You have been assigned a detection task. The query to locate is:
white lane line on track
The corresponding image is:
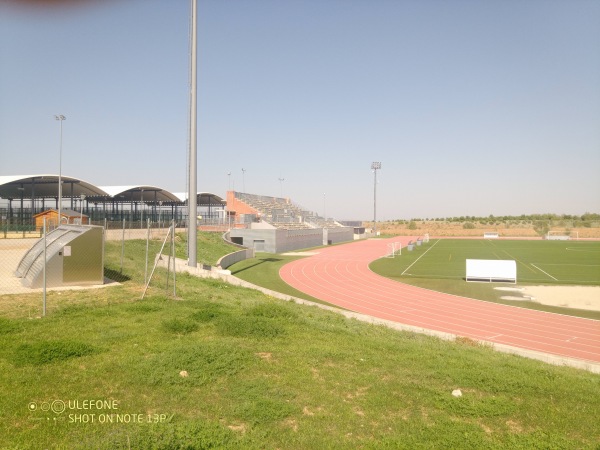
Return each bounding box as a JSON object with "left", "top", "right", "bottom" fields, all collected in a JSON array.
[
  {"left": 487, "top": 334, "right": 504, "bottom": 339},
  {"left": 281, "top": 269, "right": 600, "bottom": 359},
  {"left": 401, "top": 239, "right": 440, "bottom": 276},
  {"left": 284, "top": 255, "right": 600, "bottom": 341}
]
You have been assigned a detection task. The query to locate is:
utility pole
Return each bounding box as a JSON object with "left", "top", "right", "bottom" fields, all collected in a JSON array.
[
  {"left": 54, "top": 114, "right": 66, "bottom": 224},
  {"left": 188, "top": 0, "right": 198, "bottom": 267},
  {"left": 371, "top": 162, "right": 381, "bottom": 235}
]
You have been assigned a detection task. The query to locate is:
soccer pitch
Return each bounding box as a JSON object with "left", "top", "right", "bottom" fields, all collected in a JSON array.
[{"left": 379, "top": 239, "right": 600, "bottom": 285}]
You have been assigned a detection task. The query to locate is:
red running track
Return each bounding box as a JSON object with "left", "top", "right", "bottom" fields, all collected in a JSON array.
[{"left": 279, "top": 237, "right": 600, "bottom": 365}]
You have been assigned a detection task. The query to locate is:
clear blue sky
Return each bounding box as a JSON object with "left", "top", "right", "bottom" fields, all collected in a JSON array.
[{"left": 1, "top": 0, "right": 599, "bottom": 221}]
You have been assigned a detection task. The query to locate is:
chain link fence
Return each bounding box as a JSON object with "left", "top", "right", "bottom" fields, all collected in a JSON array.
[{"left": 0, "top": 220, "right": 185, "bottom": 319}]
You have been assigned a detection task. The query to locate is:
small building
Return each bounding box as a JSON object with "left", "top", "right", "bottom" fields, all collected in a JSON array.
[{"left": 34, "top": 209, "right": 89, "bottom": 230}]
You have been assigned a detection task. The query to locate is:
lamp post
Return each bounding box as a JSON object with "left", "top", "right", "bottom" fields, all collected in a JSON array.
[
  {"left": 241, "top": 168, "right": 246, "bottom": 193},
  {"left": 187, "top": 0, "right": 198, "bottom": 267},
  {"left": 278, "top": 177, "right": 285, "bottom": 198},
  {"left": 55, "top": 115, "right": 66, "bottom": 224},
  {"left": 371, "top": 162, "right": 381, "bottom": 235}
]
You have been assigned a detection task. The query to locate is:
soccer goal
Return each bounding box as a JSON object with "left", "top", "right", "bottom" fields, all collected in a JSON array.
[
  {"left": 546, "top": 230, "right": 577, "bottom": 241},
  {"left": 483, "top": 232, "right": 499, "bottom": 239},
  {"left": 385, "top": 242, "right": 402, "bottom": 258}
]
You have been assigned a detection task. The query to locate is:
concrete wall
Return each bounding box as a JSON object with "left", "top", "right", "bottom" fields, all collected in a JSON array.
[
  {"left": 230, "top": 227, "right": 352, "bottom": 253},
  {"left": 217, "top": 248, "right": 255, "bottom": 269},
  {"left": 324, "top": 227, "right": 354, "bottom": 245},
  {"left": 276, "top": 228, "right": 323, "bottom": 253}
]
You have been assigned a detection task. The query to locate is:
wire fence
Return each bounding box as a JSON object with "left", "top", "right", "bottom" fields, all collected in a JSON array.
[{"left": 0, "top": 220, "right": 183, "bottom": 319}]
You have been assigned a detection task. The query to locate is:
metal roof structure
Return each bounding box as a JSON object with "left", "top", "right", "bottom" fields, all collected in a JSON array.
[
  {"left": 96, "top": 185, "right": 181, "bottom": 203},
  {"left": 0, "top": 175, "right": 109, "bottom": 199},
  {"left": 173, "top": 192, "right": 225, "bottom": 207},
  {"left": 0, "top": 175, "right": 223, "bottom": 206}
]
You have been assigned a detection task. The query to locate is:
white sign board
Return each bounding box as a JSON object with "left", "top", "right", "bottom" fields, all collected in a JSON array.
[{"left": 466, "top": 259, "right": 516, "bottom": 283}]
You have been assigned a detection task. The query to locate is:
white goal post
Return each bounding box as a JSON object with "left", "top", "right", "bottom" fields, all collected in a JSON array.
[
  {"left": 466, "top": 259, "right": 517, "bottom": 283},
  {"left": 386, "top": 242, "right": 402, "bottom": 258},
  {"left": 483, "top": 232, "right": 499, "bottom": 239}
]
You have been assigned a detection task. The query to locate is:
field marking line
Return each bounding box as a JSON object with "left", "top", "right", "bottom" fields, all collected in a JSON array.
[
  {"left": 487, "top": 240, "right": 537, "bottom": 274},
  {"left": 530, "top": 263, "right": 558, "bottom": 281},
  {"left": 539, "top": 263, "right": 600, "bottom": 267},
  {"left": 401, "top": 239, "right": 440, "bottom": 276}
]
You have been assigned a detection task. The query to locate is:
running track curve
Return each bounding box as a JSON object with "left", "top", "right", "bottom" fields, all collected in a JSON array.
[{"left": 279, "top": 237, "right": 600, "bottom": 365}]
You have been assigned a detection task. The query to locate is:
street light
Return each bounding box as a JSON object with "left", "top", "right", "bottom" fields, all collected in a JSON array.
[
  {"left": 241, "top": 168, "right": 246, "bottom": 193},
  {"left": 278, "top": 177, "right": 285, "bottom": 198},
  {"left": 371, "top": 162, "right": 381, "bottom": 235},
  {"left": 54, "top": 114, "right": 66, "bottom": 224}
]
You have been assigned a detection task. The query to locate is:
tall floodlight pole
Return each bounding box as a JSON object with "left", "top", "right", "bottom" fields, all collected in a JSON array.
[
  {"left": 371, "top": 162, "right": 381, "bottom": 235},
  {"left": 54, "top": 114, "right": 66, "bottom": 224},
  {"left": 278, "top": 177, "right": 285, "bottom": 198},
  {"left": 241, "top": 168, "right": 246, "bottom": 193},
  {"left": 187, "top": 0, "right": 198, "bottom": 267}
]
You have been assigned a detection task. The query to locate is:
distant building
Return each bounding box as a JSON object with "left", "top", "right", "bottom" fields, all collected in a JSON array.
[{"left": 33, "top": 209, "right": 89, "bottom": 230}]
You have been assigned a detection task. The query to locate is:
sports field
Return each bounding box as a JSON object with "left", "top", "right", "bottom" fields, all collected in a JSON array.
[{"left": 376, "top": 239, "right": 600, "bottom": 286}]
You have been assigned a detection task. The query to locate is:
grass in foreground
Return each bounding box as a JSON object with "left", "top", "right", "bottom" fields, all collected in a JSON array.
[{"left": 0, "top": 237, "right": 599, "bottom": 448}]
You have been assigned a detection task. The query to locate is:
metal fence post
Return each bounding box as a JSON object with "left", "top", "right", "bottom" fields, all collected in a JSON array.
[
  {"left": 120, "top": 218, "right": 125, "bottom": 274},
  {"left": 145, "top": 218, "right": 150, "bottom": 285},
  {"left": 43, "top": 217, "right": 47, "bottom": 317}
]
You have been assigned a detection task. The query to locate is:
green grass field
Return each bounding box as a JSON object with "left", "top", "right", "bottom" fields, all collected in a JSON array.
[{"left": 375, "top": 239, "right": 600, "bottom": 285}]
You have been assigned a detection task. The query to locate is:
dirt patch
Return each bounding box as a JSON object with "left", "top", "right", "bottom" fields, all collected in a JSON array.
[{"left": 522, "top": 286, "right": 600, "bottom": 312}]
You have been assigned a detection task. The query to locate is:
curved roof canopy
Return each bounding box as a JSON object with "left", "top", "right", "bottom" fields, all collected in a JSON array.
[
  {"left": 0, "top": 174, "right": 109, "bottom": 199},
  {"left": 173, "top": 192, "right": 225, "bottom": 206},
  {"left": 0, "top": 175, "right": 224, "bottom": 207},
  {"left": 96, "top": 185, "right": 181, "bottom": 203}
]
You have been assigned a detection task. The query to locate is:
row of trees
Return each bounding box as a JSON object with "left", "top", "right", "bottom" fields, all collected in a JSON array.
[{"left": 398, "top": 213, "right": 600, "bottom": 224}]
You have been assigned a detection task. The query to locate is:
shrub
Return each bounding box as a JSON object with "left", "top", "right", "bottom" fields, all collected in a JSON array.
[
  {"left": 161, "top": 318, "right": 199, "bottom": 335},
  {"left": 12, "top": 340, "right": 99, "bottom": 366},
  {"left": 249, "top": 302, "right": 298, "bottom": 320},
  {"left": 215, "top": 316, "right": 285, "bottom": 339},
  {"left": 0, "top": 317, "right": 19, "bottom": 335},
  {"left": 87, "top": 421, "right": 235, "bottom": 449}
]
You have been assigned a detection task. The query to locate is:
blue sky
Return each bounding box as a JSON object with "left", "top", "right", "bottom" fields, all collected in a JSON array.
[{"left": 1, "top": 0, "right": 599, "bottom": 221}]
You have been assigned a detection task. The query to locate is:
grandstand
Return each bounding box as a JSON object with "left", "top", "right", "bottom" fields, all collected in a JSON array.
[
  {"left": 227, "top": 191, "right": 346, "bottom": 230},
  {"left": 227, "top": 191, "right": 354, "bottom": 253}
]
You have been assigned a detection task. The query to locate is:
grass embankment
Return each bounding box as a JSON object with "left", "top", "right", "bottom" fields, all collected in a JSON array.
[
  {"left": 229, "top": 252, "right": 330, "bottom": 305},
  {"left": 0, "top": 234, "right": 599, "bottom": 448}
]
